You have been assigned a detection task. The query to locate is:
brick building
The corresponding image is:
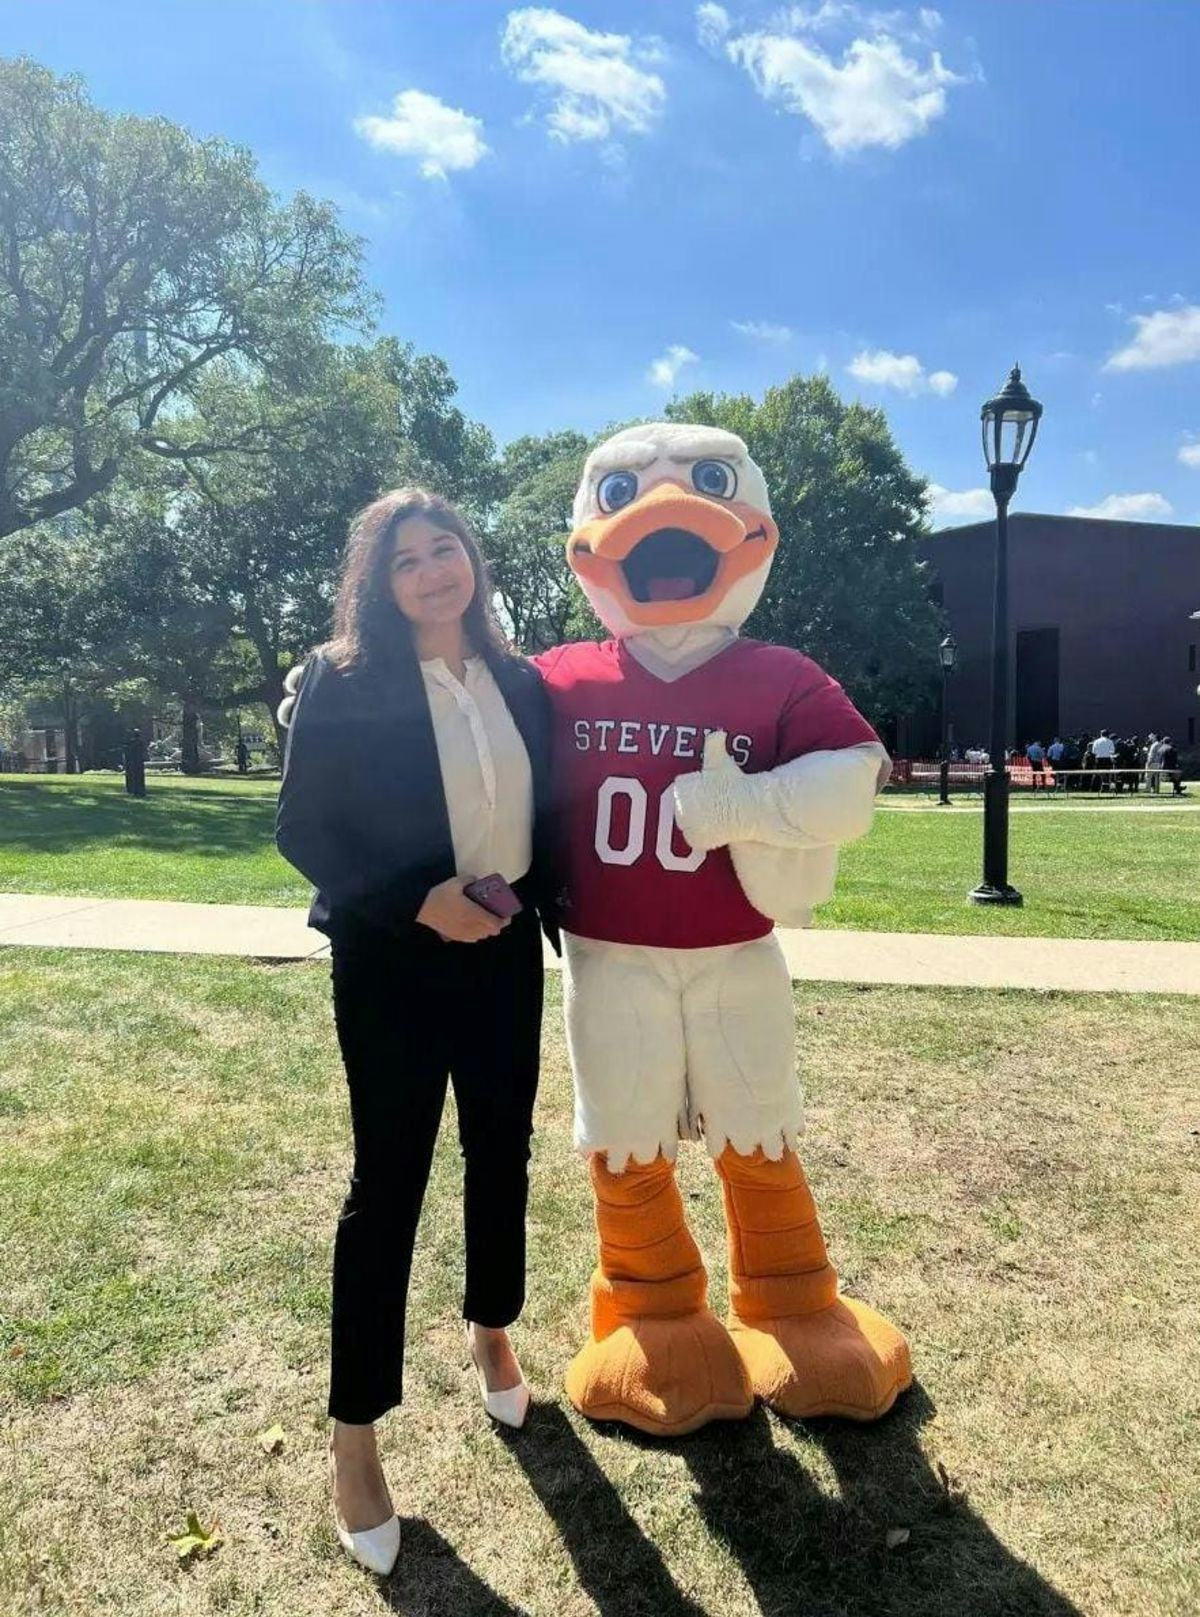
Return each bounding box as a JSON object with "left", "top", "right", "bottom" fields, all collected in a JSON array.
[{"left": 918, "top": 513, "right": 1200, "bottom": 758}]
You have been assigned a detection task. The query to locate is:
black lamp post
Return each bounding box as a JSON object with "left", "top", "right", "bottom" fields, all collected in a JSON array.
[
  {"left": 970, "top": 365, "right": 1042, "bottom": 906},
  {"left": 938, "top": 634, "right": 958, "bottom": 805}
]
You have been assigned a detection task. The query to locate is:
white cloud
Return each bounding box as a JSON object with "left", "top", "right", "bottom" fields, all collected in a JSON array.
[
  {"left": 1067, "top": 493, "right": 1174, "bottom": 521},
  {"left": 1104, "top": 304, "right": 1200, "bottom": 371},
  {"left": 925, "top": 484, "right": 992, "bottom": 526},
  {"left": 354, "top": 90, "right": 488, "bottom": 179},
  {"left": 1179, "top": 439, "right": 1200, "bottom": 469},
  {"left": 731, "top": 318, "right": 793, "bottom": 343},
  {"left": 780, "top": 4, "right": 945, "bottom": 37},
  {"left": 647, "top": 344, "right": 699, "bottom": 388},
  {"left": 724, "top": 21, "right": 964, "bottom": 154},
  {"left": 501, "top": 8, "right": 666, "bottom": 144},
  {"left": 848, "top": 348, "right": 957, "bottom": 396},
  {"left": 781, "top": 3, "right": 851, "bottom": 27},
  {"left": 850, "top": 350, "right": 922, "bottom": 390},
  {"left": 696, "top": 3, "right": 731, "bottom": 51}
]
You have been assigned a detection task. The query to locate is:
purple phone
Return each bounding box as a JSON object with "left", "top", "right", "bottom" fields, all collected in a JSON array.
[{"left": 463, "top": 873, "right": 524, "bottom": 919}]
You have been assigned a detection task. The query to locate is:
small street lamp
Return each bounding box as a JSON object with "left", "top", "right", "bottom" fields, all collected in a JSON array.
[
  {"left": 971, "top": 365, "right": 1043, "bottom": 906},
  {"left": 938, "top": 634, "right": 958, "bottom": 805}
]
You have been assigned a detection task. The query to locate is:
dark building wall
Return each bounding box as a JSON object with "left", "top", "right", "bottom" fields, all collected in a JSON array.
[{"left": 920, "top": 514, "right": 1200, "bottom": 752}]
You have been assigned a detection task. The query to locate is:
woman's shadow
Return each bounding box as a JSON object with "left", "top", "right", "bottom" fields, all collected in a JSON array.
[
  {"left": 502, "top": 1385, "right": 1085, "bottom": 1617},
  {"left": 380, "top": 1519, "right": 532, "bottom": 1617}
]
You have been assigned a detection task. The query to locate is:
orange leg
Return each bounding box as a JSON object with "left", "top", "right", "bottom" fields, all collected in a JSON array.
[
  {"left": 565, "top": 1152, "right": 753, "bottom": 1437},
  {"left": 716, "top": 1146, "right": 912, "bottom": 1421}
]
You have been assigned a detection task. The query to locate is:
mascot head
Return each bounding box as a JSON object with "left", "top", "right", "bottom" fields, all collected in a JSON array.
[{"left": 568, "top": 422, "right": 778, "bottom": 640}]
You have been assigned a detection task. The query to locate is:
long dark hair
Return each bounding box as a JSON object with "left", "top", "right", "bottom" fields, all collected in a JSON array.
[{"left": 322, "top": 487, "right": 511, "bottom": 674}]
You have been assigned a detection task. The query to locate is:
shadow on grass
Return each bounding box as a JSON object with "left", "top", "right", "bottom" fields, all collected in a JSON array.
[
  {"left": 506, "top": 1391, "right": 1083, "bottom": 1617},
  {"left": 381, "top": 1519, "right": 532, "bottom": 1616},
  {"left": 0, "top": 779, "right": 276, "bottom": 860},
  {"left": 504, "top": 1403, "right": 708, "bottom": 1617}
]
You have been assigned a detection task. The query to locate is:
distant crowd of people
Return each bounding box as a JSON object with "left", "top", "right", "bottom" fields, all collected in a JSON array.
[{"left": 954, "top": 733, "right": 1186, "bottom": 793}]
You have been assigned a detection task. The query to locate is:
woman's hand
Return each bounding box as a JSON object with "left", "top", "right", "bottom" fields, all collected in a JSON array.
[{"left": 416, "top": 876, "right": 507, "bottom": 943}]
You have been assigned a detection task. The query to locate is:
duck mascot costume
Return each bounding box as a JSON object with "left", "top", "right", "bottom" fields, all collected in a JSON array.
[{"left": 532, "top": 422, "right": 912, "bottom": 1436}]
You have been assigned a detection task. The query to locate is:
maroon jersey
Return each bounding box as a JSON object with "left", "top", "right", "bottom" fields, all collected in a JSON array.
[{"left": 533, "top": 638, "right": 879, "bottom": 949}]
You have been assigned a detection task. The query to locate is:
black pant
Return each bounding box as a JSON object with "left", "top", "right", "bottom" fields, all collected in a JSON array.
[{"left": 326, "top": 900, "right": 544, "bottom": 1424}]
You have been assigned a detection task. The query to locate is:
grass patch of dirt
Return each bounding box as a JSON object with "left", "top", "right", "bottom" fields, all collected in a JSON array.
[{"left": 1, "top": 950, "right": 1197, "bottom": 1616}]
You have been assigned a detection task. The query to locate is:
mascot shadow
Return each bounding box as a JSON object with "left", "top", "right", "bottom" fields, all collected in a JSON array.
[{"left": 491, "top": 1387, "right": 1085, "bottom": 1617}]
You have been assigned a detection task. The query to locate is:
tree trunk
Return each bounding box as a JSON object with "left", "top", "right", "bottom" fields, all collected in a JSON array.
[
  {"left": 62, "top": 675, "right": 80, "bottom": 774},
  {"left": 180, "top": 705, "right": 202, "bottom": 775},
  {"left": 239, "top": 594, "right": 286, "bottom": 770}
]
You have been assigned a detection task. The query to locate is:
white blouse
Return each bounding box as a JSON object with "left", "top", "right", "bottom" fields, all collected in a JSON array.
[{"left": 420, "top": 656, "right": 533, "bottom": 883}]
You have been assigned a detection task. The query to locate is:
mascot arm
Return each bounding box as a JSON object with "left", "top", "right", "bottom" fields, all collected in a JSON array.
[{"left": 674, "top": 731, "right": 889, "bottom": 853}]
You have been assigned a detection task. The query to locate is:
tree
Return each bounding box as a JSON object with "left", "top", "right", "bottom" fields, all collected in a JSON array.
[
  {"left": 0, "top": 334, "right": 506, "bottom": 759},
  {"left": 0, "top": 516, "right": 131, "bottom": 769},
  {"left": 156, "top": 340, "right": 408, "bottom": 747},
  {"left": 0, "top": 474, "right": 259, "bottom": 772},
  {"left": 382, "top": 340, "right": 500, "bottom": 527},
  {"left": 666, "top": 376, "right": 943, "bottom": 728},
  {"left": 486, "top": 430, "right": 600, "bottom": 649},
  {"left": 90, "top": 497, "right": 248, "bottom": 773},
  {"left": 0, "top": 56, "right": 372, "bottom": 538}
]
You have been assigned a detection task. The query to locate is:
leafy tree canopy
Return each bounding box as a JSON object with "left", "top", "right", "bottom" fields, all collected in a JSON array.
[
  {"left": 665, "top": 376, "right": 942, "bottom": 725},
  {"left": 489, "top": 429, "right": 598, "bottom": 650},
  {"left": 0, "top": 55, "right": 372, "bottom": 538}
]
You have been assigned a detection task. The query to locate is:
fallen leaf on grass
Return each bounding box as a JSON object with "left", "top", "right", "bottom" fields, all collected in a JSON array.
[
  {"left": 886, "top": 1528, "right": 910, "bottom": 1549},
  {"left": 164, "top": 1512, "right": 223, "bottom": 1562},
  {"left": 256, "top": 1424, "right": 286, "bottom": 1454},
  {"left": 936, "top": 1460, "right": 968, "bottom": 1507},
  {"left": 8, "top": 1343, "right": 26, "bottom": 1360}
]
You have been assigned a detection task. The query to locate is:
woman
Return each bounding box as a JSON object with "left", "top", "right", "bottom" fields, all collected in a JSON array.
[{"left": 276, "top": 489, "right": 558, "bottom": 1577}]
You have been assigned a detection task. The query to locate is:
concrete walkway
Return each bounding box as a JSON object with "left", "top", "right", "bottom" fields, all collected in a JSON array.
[
  {"left": 0, "top": 893, "right": 332, "bottom": 959},
  {"left": 2, "top": 892, "right": 1198, "bottom": 995}
]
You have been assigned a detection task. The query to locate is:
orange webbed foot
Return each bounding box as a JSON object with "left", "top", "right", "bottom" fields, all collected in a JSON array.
[
  {"left": 566, "top": 1310, "right": 753, "bottom": 1437},
  {"left": 730, "top": 1296, "right": 912, "bottom": 1422}
]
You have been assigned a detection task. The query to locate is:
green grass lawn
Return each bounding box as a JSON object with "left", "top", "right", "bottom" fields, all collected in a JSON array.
[
  {"left": 2, "top": 951, "right": 1197, "bottom": 1616},
  {"left": 827, "top": 800, "right": 1200, "bottom": 940},
  {"left": 3, "top": 773, "right": 1198, "bottom": 941},
  {"left": 0, "top": 774, "right": 298, "bottom": 908}
]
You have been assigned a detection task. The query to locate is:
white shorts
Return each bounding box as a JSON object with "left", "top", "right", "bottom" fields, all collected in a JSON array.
[{"left": 562, "top": 930, "right": 802, "bottom": 1173}]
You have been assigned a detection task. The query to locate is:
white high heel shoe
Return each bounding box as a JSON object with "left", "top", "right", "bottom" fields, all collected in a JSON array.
[
  {"left": 334, "top": 1512, "right": 401, "bottom": 1577},
  {"left": 329, "top": 1448, "right": 400, "bottom": 1576},
  {"left": 465, "top": 1324, "right": 531, "bottom": 1430}
]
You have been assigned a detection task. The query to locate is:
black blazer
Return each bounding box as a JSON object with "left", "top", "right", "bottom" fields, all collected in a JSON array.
[{"left": 276, "top": 645, "right": 560, "bottom": 951}]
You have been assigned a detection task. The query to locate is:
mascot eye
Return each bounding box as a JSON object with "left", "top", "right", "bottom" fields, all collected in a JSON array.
[
  {"left": 597, "top": 470, "right": 638, "bottom": 513},
  {"left": 692, "top": 459, "right": 737, "bottom": 500}
]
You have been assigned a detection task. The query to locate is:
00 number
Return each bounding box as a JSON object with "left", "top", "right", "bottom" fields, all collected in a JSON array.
[{"left": 593, "top": 777, "right": 705, "bottom": 872}]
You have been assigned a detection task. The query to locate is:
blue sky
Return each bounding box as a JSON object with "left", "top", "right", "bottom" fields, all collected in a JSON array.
[{"left": 6, "top": 0, "right": 1200, "bottom": 526}]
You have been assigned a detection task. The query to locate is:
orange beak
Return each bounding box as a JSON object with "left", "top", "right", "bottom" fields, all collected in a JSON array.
[{"left": 567, "top": 480, "right": 779, "bottom": 627}]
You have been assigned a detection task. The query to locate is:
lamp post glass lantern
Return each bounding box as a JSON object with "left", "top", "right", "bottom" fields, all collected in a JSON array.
[
  {"left": 971, "top": 366, "right": 1043, "bottom": 906},
  {"left": 938, "top": 634, "right": 957, "bottom": 805}
]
